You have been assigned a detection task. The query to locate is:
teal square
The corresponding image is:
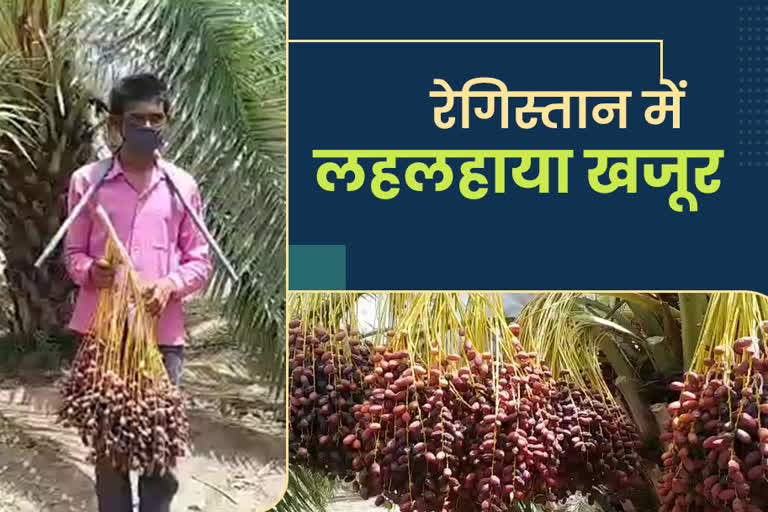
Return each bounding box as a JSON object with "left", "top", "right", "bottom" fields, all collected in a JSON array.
[{"left": 289, "top": 245, "right": 346, "bottom": 290}]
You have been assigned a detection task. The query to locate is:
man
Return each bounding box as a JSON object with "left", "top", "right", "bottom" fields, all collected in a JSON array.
[{"left": 64, "top": 73, "right": 212, "bottom": 512}]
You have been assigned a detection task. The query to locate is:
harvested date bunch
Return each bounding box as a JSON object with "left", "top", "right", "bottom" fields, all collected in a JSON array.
[
  {"left": 288, "top": 319, "right": 374, "bottom": 479},
  {"left": 58, "top": 344, "right": 187, "bottom": 474},
  {"left": 658, "top": 336, "right": 768, "bottom": 512},
  {"left": 57, "top": 235, "right": 188, "bottom": 476}
]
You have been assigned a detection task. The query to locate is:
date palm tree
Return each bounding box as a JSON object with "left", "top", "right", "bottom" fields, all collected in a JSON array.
[{"left": 0, "top": 0, "right": 96, "bottom": 335}]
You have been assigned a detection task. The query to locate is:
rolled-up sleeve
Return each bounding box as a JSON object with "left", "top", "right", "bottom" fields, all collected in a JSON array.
[
  {"left": 64, "top": 172, "right": 94, "bottom": 288},
  {"left": 166, "top": 182, "right": 212, "bottom": 298}
]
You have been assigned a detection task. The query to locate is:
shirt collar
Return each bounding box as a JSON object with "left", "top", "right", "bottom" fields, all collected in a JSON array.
[
  {"left": 106, "top": 152, "right": 168, "bottom": 182},
  {"left": 104, "top": 154, "right": 125, "bottom": 181}
]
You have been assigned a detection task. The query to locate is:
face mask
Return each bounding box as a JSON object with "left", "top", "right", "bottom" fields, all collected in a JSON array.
[{"left": 121, "top": 117, "right": 164, "bottom": 156}]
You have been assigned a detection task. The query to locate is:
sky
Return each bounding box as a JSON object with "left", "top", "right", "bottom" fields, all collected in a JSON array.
[{"left": 355, "top": 293, "right": 538, "bottom": 334}]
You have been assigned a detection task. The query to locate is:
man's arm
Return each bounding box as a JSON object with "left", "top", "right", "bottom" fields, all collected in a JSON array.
[
  {"left": 165, "top": 181, "right": 213, "bottom": 299},
  {"left": 63, "top": 172, "right": 95, "bottom": 287}
]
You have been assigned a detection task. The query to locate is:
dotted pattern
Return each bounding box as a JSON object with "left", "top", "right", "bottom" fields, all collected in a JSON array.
[{"left": 738, "top": 3, "right": 768, "bottom": 168}]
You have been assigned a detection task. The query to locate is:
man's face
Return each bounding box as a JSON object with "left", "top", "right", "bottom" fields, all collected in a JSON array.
[{"left": 111, "top": 100, "right": 167, "bottom": 134}]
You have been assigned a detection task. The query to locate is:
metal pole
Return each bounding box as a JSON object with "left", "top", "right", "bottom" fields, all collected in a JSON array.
[
  {"left": 34, "top": 159, "right": 114, "bottom": 268},
  {"left": 35, "top": 156, "right": 239, "bottom": 283},
  {"left": 162, "top": 169, "right": 239, "bottom": 282}
]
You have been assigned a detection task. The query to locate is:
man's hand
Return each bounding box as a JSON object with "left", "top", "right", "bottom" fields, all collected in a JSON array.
[
  {"left": 89, "top": 259, "right": 116, "bottom": 288},
  {"left": 141, "top": 278, "right": 177, "bottom": 316}
]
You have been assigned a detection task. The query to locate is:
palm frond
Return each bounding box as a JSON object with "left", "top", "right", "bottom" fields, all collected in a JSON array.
[
  {"left": 272, "top": 466, "right": 337, "bottom": 512},
  {"left": 691, "top": 292, "right": 768, "bottom": 372},
  {"left": 0, "top": 55, "right": 44, "bottom": 167},
  {"left": 607, "top": 292, "right": 680, "bottom": 318},
  {"left": 0, "top": 0, "right": 99, "bottom": 336},
  {"left": 574, "top": 312, "right": 647, "bottom": 345}
]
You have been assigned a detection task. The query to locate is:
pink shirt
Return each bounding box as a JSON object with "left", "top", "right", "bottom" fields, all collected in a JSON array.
[{"left": 64, "top": 156, "right": 212, "bottom": 345}]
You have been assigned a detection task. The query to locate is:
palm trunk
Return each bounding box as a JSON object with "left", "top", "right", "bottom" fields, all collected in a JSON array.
[
  {"left": 1, "top": 179, "right": 76, "bottom": 338},
  {"left": 5, "top": 257, "right": 73, "bottom": 336},
  {"left": 599, "top": 336, "right": 658, "bottom": 440},
  {"left": 0, "top": 101, "right": 94, "bottom": 340},
  {"left": 679, "top": 293, "right": 708, "bottom": 370}
]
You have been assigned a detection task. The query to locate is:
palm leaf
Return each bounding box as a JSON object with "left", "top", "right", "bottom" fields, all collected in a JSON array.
[
  {"left": 0, "top": 0, "right": 98, "bottom": 336},
  {"left": 574, "top": 313, "right": 647, "bottom": 345},
  {"left": 691, "top": 292, "right": 768, "bottom": 372},
  {"left": 272, "top": 464, "right": 337, "bottom": 512},
  {"left": 607, "top": 292, "right": 680, "bottom": 319}
]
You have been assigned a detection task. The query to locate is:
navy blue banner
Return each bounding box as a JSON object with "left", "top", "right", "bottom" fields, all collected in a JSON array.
[{"left": 288, "top": 2, "right": 766, "bottom": 291}]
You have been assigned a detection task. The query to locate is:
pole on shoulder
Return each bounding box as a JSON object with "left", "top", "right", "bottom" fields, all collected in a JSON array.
[{"left": 34, "top": 159, "right": 114, "bottom": 269}]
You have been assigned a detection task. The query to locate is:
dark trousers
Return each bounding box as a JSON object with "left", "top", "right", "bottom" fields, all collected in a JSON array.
[{"left": 95, "top": 345, "right": 185, "bottom": 512}]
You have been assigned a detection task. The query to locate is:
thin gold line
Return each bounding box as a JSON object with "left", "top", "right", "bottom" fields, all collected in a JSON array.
[
  {"left": 288, "top": 39, "right": 662, "bottom": 43},
  {"left": 265, "top": 0, "right": 291, "bottom": 508},
  {"left": 287, "top": 290, "right": 763, "bottom": 295},
  {"left": 287, "top": 39, "right": 666, "bottom": 80},
  {"left": 285, "top": 14, "right": 290, "bottom": 323},
  {"left": 284, "top": 0, "right": 290, "bottom": 448}
]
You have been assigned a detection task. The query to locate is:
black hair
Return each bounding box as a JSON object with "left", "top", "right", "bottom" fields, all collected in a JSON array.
[{"left": 108, "top": 73, "right": 170, "bottom": 116}]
